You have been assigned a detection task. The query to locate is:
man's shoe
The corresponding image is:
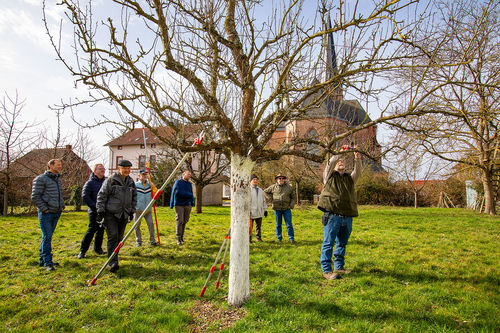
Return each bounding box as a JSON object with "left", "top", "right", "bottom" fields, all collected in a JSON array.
[
  {"left": 77, "top": 252, "right": 85, "bottom": 259},
  {"left": 45, "top": 265, "right": 55, "bottom": 272},
  {"left": 334, "top": 269, "right": 351, "bottom": 274},
  {"left": 52, "top": 262, "right": 60, "bottom": 267},
  {"left": 109, "top": 263, "right": 119, "bottom": 273},
  {"left": 177, "top": 240, "right": 183, "bottom": 246},
  {"left": 39, "top": 262, "right": 44, "bottom": 267},
  {"left": 289, "top": 239, "right": 296, "bottom": 244},
  {"left": 135, "top": 242, "right": 142, "bottom": 247},
  {"left": 150, "top": 242, "right": 158, "bottom": 247},
  {"left": 94, "top": 249, "right": 105, "bottom": 255},
  {"left": 323, "top": 272, "right": 341, "bottom": 280},
  {"left": 256, "top": 238, "right": 262, "bottom": 242}
]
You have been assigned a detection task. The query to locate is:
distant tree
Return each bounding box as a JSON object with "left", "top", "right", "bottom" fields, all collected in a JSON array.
[
  {"left": 0, "top": 91, "right": 37, "bottom": 215},
  {"left": 389, "top": 0, "right": 500, "bottom": 214}
]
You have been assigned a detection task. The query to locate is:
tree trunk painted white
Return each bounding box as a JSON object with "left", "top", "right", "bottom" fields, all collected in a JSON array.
[{"left": 227, "top": 153, "right": 255, "bottom": 307}]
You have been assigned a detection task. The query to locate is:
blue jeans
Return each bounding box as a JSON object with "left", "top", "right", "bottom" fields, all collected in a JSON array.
[
  {"left": 38, "top": 211, "right": 62, "bottom": 266},
  {"left": 320, "top": 213, "right": 352, "bottom": 273},
  {"left": 274, "top": 209, "right": 294, "bottom": 241}
]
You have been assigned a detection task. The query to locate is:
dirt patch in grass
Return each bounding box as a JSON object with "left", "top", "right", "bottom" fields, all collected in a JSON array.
[{"left": 187, "top": 300, "right": 246, "bottom": 332}]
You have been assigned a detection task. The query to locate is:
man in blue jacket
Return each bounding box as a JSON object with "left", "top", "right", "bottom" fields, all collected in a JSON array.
[
  {"left": 31, "top": 159, "right": 65, "bottom": 271},
  {"left": 77, "top": 163, "right": 106, "bottom": 259},
  {"left": 134, "top": 169, "right": 158, "bottom": 247},
  {"left": 170, "top": 170, "right": 194, "bottom": 245}
]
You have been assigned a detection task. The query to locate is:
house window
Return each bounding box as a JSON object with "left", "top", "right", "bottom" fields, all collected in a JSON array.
[
  {"left": 140, "top": 144, "right": 145, "bottom": 149},
  {"left": 139, "top": 155, "right": 146, "bottom": 169},
  {"left": 117, "top": 145, "right": 123, "bottom": 150},
  {"left": 150, "top": 155, "right": 157, "bottom": 167},
  {"left": 116, "top": 156, "right": 123, "bottom": 168},
  {"left": 306, "top": 129, "right": 319, "bottom": 155},
  {"left": 151, "top": 144, "right": 156, "bottom": 148}
]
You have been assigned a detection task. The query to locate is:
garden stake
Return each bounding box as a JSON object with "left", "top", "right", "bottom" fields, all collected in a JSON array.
[
  {"left": 142, "top": 127, "right": 161, "bottom": 247},
  {"left": 215, "top": 230, "right": 231, "bottom": 291},
  {"left": 249, "top": 218, "right": 253, "bottom": 241},
  {"left": 89, "top": 132, "right": 204, "bottom": 286},
  {"left": 200, "top": 228, "right": 230, "bottom": 297}
]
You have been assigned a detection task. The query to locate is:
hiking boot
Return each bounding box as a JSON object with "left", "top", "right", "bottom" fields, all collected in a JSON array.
[
  {"left": 77, "top": 252, "right": 86, "bottom": 259},
  {"left": 334, "top": 269, "right": 351, "bottom": 274},
  {"left": 109, "top": 263, "right": 119, "bottom": 273},
  {"left": 323, "top": 272, "right": 341, "bottom": 280},
  {"left": 45, "top": 265, "right": 55, "bottom": 272},
  {"left": 94, "top": 249, "right": 105, "bottom": 255},
  {"left": 150, "top": 242, "right": 159, "bottom": 247}
]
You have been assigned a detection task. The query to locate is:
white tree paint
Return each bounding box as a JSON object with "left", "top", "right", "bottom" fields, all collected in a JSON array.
[{"left": 227, "top": 153, "right": 255, "bottom": 307}]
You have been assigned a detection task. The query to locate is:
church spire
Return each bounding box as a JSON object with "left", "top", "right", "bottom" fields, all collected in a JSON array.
[{"left": 322, "top": 11, "right": 343, "bottom": 101}]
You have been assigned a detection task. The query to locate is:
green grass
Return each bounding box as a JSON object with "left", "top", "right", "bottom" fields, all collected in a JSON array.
[{"left": 0, "top": 206, "right": 498, "bottom": 332}]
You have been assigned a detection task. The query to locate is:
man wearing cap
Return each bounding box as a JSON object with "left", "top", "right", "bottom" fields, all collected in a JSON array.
[
  {"left": 96, "top": 159, "right": 137, "bottom": 273},
  {"left": 249, "top": 174, "right": 267, "bottom": 242},
  {"left": 264, "top": 174, "right": 296, "bottom": 243},
  {"left": 77, "top": 163, "right": 106, "bottom": 259},
  {"left": 170, "top": 170, "right": 194, "bottom": 245},
  {"left": 134, "top": 169, "right": 158, "bottom": 247},
  {"left": 318, "top": 145, "right": 361, "bottom": 280}
]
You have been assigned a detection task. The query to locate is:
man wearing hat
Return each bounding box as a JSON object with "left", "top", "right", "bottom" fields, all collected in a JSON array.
[
  {"left": 96, "top": 159, "right": 137, "bottom": 273},
  {"left": 249, "top": 174, "right": 267, "bottom": 242},
  {"left": 134, "top": 169, "right": 158, "bottom": 247},
  {"left": 264, "top": 174, "right": 296, "bottom": 243}
]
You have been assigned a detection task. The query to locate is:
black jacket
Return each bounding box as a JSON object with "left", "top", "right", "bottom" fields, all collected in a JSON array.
[
  {"left": 96, "top": 172, "right": 137, "bottom": 218},
  {"left": 82, "top": 173, "right": 106, "bottom": 212}
]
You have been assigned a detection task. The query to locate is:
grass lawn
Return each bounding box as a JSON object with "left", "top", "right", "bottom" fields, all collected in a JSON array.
[{"left": 0, "top": 206, "right": 498, "bottom": 332}]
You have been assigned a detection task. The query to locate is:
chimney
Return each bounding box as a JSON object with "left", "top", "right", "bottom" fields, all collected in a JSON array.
[{"left": 65, "top": 145, "right": 72, "bottom": 152}]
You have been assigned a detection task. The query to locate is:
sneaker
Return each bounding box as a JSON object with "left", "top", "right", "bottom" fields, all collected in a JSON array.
[
  {"left": 45, "top": 265, "right": 55, "bottom": 272},
  {"left": 177, "top": 240, "right": 183, "bottom": 246},
  {"left": 150, "top": 242, "right": 158, "bottom": 247},
  {"left": 323, "top": 272, "right": 341, "bottom": 280},
  {"left": 77, "top": 252, "right": 86, "bottom": 259},
  {"left": 94, "top": 249, "right": 105, "bottom": 255},
  {"left": 289, "top": 239, "right": 296, "bottom": 244},
  {"left": 256, "top": 238, "right": 262, "bottom": 242},
  {"left": 135, "top": 242, "right": 142, "bottom": 247},
  {"left": 109, "top": 263, "right": 119, "bottom": 273},
  {"left": 334, "top": 269, "right": 351, "bottom": 274}
]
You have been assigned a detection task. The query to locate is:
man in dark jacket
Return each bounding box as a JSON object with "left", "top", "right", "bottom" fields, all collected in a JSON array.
[
  {"left": 170, "top": 170, "right": 194, "bottom": 245},
  {"left": 318, "top": 145, "right": 361, "bottom": 280},
  {"left": 96, "top": 160, "right": 137, "bottom": 273},
  {"left": 77, "top": 163, "right": 106, "bottom": 259},
  {"left": 264, "top": 174, "right": 296, "bottom": 243},
  {"left": 31, "top": 159, "right": 65, "bottom": 271}
]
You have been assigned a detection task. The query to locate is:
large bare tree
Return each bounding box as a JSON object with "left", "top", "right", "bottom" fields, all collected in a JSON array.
[
  {"left": 43, "top": 0, "right": 425, "bottom": 306},
  {"left": 388, "top": 0, "right": 500, "bottom": 215}
]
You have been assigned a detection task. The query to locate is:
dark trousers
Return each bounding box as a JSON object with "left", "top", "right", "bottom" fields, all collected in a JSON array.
[
  {"left": 250, "top": 217, "right": 262, "bottom": 240},
  {"left": 104, "top": 214, "right": 128, "bottom": 266},
  {"left": 175, "top": 205, "right": 192, "bottom": 241},
  {"left": 79, "top": 210, "right": 105, "bottom": 253}
]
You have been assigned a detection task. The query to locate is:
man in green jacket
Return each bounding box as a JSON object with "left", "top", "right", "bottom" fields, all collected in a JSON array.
[
  {"left": 265, "top": 174, "right": 296, "bottom": 243},
  {"left": 318, "top": 145, "right": 361, "bottom": 280}
]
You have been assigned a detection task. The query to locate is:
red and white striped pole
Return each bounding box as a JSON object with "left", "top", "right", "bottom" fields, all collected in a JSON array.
[
  {"left": 142, "top": 128, "right": 161, "bottom": 247},
  {"left": 89, "top": 131, "right": 204, "bottom": 286},
  {"left": 200, "top": 228, "right": 230, "bottom": 297}
]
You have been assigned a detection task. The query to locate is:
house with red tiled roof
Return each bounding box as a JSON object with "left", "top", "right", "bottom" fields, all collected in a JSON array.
[{"left": 104, "top": 127, "right": 224, "bottom": 206}]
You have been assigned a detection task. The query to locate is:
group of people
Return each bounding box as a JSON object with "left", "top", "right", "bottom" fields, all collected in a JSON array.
[
  {"left": 32, "top": 159, "right": 194, "bottom": 273},
  {"left": 32, "top": 145, "right": 360, "bottom": 280}
]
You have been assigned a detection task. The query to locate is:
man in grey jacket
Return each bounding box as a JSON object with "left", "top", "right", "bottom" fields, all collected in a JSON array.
[
  {"left": 96, "top": 160, "right": 137, "bottom": 273},
  {"left": 31, "top": 159, "right": 65, "bottom": 271},
  {"left": 249, "top": 174, "right": 267, "bottom": 242}
]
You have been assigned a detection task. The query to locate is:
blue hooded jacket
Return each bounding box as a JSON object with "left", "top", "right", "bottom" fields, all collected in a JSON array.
[{"left": 82, "top": 172, "right": 106, "bottom": 212}]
